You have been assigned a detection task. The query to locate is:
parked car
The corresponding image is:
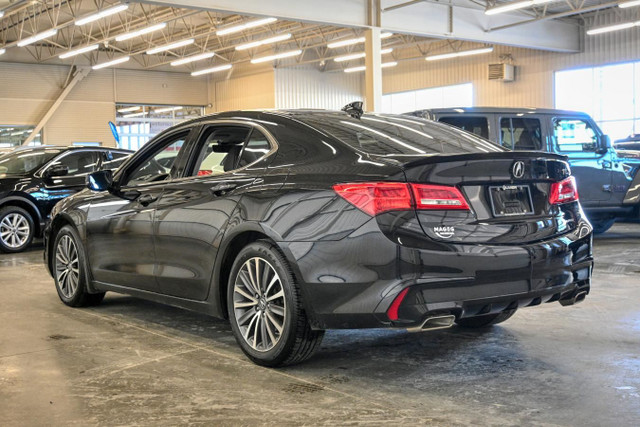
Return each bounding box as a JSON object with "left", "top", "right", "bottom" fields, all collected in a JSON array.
[
  {"left": 0, "top": 146, "right": 132, "bottom": 253},
  {"left": 614, "top": 134, "right": 640, "bottom": 155},
  {"left": 407, "top": 107, "right": 640, "bottom": 233},
  {"left": 45, "top": 107, "right": 593, "bottom": 367}
]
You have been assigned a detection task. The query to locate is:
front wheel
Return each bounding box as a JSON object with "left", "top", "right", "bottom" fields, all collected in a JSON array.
[
  {"left": 227, "top": 241, "right": 324, "bottom": 367},
  {"left": 0, "top": 206, "right": 34, "bottom": 253},
  {"left": 53, "top": 225, "right": 105, "bottom": 307},
  {"left": 455, "top": 309, "right": 517, "bottom": 328}
]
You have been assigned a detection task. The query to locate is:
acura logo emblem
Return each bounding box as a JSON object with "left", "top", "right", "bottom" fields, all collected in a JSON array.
[{"left": 512, "top": 161, "right": 525, "bottom": 179}]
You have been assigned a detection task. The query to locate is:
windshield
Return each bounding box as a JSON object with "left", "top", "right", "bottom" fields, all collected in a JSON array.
[
  {"left": 0, "top": 149, "right": 62, "bottom": 175},
  {"left": 294, "top": 112, "right": 504, "bottom": 155}
]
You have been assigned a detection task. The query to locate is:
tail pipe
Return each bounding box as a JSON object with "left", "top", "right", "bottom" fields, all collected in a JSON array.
[
  {"left": 407, "top": 314, "right": 456, "bottom": 332},
  {"left": 559, "top": 290, "right": 588, "bottom": 306}
]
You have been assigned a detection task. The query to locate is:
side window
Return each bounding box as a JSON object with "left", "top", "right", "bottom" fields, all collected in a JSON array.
[
  {"left": 501, "top": 118, "right": 542, "bottom": 151},
  {"left": 192, "top": 126, "right": 251, "bottom": 176},
  {"left": 101, "top": 151, "right": 130, "bottom": 171},
  {"left": 237, "top": 130, "right": 271, "bottom": 168},
  {"left": 439, "top": 116, "right": 489, "bottom": 139},
  {"left": 52, "top": 151, "right": 99, "bottom": 175},
  {"left": 554, "top": 118, "right": 598, "bottom": 152},
  {"left": 124, "top": 132, "right": 189, "bottom": 186}
]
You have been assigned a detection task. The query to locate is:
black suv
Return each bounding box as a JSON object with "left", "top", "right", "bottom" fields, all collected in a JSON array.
[{"left": 0, "top": 146, "right": 131, "bottom": 252}]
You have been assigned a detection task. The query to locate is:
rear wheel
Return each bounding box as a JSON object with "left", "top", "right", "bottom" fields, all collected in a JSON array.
[
  {"left": 0, "top": 206, "right": 34, "bottom": 253},
  {"left": 455, "top": 309, "right": 517, "bottom": 328},
  {"left": 590, "top": 217, "right": 615, "bottom": 234},
  {"left": 53, "top": 225, "right": 105, "bottom": 307},
  {"left": 227, "top": 241, "right": 324, "bottom": 367}
]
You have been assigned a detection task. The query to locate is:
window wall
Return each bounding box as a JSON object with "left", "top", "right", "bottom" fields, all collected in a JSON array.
[
  {"left": 555, "top": 62, "right": 640, "bottom": 142},
  {"left": 381, "top": 83, "right": 473, "bottom": 114},
  {"left": 0, "top": 126, "right": 42, "bottom": 149},
  {"left": 115, "top": 104, "right": 204, "bottom": 151}
]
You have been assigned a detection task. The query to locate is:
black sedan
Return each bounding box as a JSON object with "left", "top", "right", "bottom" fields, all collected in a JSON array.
[
  {"left": 0, "top": 146, "right": 131, "bottom": 253},
  {"left": 44, "top": 108, "right": 593, "bottom": 366}
]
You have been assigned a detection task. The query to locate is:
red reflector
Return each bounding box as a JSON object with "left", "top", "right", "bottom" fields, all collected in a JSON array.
[
  {"left": 197, "top": 170, "right": 213, "bottom": 176},
  {"left": 549, "top": 176, "right": 579, "bottom": 205},
  {"left": 332, "top": 182, "right": 412, "bottom": 216},
  {"left": 411, "top": 183, "right": 470, "bottom": 210},
  {"left": 387, "top": 287, "right": 410, "bottom": 321}
]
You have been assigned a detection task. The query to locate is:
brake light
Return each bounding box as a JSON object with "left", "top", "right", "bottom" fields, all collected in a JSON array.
[
  {"left": 333, "top": 182, "right": 470, "bottom": 215},
  {"left": 411, "top": 184, "right": 470, "bottom": 210},
  {"left": 549, "top": 176, "right": 579, "bottom": 205},
  {"left": 387, "top": 287, "right": 410, "bottom": 321},
  {"left": 332, "top": 182, "right": 412, "bottom": 216}
]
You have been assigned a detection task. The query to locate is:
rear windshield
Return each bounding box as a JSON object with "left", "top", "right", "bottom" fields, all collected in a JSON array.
[{"left": 295, "top": 113, "right": 504, "bottom": 155}]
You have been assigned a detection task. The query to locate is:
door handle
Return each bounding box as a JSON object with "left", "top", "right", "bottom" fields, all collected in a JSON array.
[
  {"left": 138, "top": 194, "right": 158, "bottom": 206},
  {"left": 210, "top": 182, "right": 238, "bottom": 196}
]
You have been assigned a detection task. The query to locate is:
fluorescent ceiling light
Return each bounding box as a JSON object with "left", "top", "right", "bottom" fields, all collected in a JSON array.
[
  {"left": 155, "top": 106, "right": 183, "bottom": 113},
  {"left": 17, "top": 29, "right": 58, "bottom": 47},
  {"left": 146, "top": 38, "right": 194, "bottom": 54},
  {"left": 10, "top": 132, "right": 23, "bottom": 136},
  {"left": 344, "top": 61, "right": 398, "bottom": 73},
  {"left": 93, "top": 56, "right": 130, "bottom": 69},
  {"left": 250, "top": 49, "right": 301, "bottom": 64},
  {"left": 191, "top": 63, "right": 233, "bottom": 76},
  {"left": 620, "top": 0, "right": 640, "bottom": 7},
  {"left": 587, "top": 21, "right": 639, "bottom": 35},
  {"left": 327, "top": 32, "right": 393, "bottom": 49},
  {"left": 59, "top": 44, "right": 99, "bottom": 59},
  {"left": 123, "top": 112, "right": 148, "bottom": 118},
  {"left": 485, "top": 0, "right": 553, "bottom": 15},
  {"left": 216, "top": 17, "right": 277, "bottom": 36},
  {"left": 170, "top": 52, "right": 215, "bottom": 66},
  {"left": 75, "top": 4, "right": 129, "bottom": 26},
  {"left": 236, "top": 33, "right": 291, "bottom": 51},
  {"left": 117, "top": 106, "right": 140, "bottom": 113},
  {"left": 115, "top": 23, "right": 166, "bottom": 42},
  {"left": 426, "top": 47, "right": 493, "bottom": 61},
  {"left": 334, "top": 47, "right": 393, "bottom": 62},
  {"left": 0, "top": 48, "right": 5, "bottom": 56}
]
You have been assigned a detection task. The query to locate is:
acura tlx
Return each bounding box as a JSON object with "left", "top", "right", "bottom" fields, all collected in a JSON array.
[{"left": 45, "top": 105, "right": 593, "bottom": 366}]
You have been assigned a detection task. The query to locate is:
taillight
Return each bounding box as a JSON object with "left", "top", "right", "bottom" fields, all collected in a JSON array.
[
  {"left": 549, "top": 176, "right": 579, "bottom": 205},
  {"left": 333, "top": 182, "right": 470, "bottom": 215},
  {"left": 332, "top": 182, "right": 412, "bottom": 216},
  {"left": 411, "top": 184, "right": 470, "bottom": 210}
]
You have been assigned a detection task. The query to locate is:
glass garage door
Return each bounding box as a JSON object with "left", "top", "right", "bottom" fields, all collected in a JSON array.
[{"left": 555, "top": 62, "right": 640, "bottom": 143}]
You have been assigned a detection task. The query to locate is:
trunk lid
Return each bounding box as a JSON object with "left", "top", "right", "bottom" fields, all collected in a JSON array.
[{"left": 374, "top": 152, "right": 576, "bottom": 244}]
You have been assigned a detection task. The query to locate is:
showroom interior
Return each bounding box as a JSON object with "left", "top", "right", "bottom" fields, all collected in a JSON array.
[{"left": 1, "top": 0, "right": 639, "bottom": 425}]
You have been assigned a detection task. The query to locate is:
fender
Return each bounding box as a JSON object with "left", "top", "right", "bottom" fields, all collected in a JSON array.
[
  {"left": 1, "top": 194, "right": 44, "bottom": 228},
  {"left": 623, "top": 169, "right": 640, "bottom": 205}
]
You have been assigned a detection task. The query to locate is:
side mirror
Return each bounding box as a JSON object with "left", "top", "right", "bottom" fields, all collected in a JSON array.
[
  {"left": 45, "top": 164, "right": 69, "bottom": 178},
  {"left": 596, "top": 135, "right": 612, "bottom": 155},
  {"left": 86, "top": 170, "right": 113, "bottom": 192}
]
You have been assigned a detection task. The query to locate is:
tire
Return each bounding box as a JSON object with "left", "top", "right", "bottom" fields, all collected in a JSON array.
[
  {"left": 53, "top": 225, "right": 105, "bottom": 307},
  {"left": 455, "top": 309, "right": 517, "bottom": 328},
  {"left": 227, "top": 241, "right": 324, "bottom": 367},
  {"left": 590, "top": 217, "right": 616, "bottom": 234},
  {"left": 0, "top": 206, "right": 35, "bottom": 253}
]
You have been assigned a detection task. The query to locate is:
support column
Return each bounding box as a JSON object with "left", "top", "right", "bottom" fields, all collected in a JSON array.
[{"left": 364, "top": 27, "right": 382, "bottom": 112}]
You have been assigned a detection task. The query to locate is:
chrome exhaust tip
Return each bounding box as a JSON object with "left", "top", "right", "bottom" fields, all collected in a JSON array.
[
  {"left": 407, "top": 314, "right": 456, "bottom": 332},
  {"left": 559, "top": 290, "right": 588, "bottom": 306}
]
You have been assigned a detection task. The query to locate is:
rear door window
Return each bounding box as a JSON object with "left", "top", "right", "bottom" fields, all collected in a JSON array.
[
  {"left": 500, "top": 118, "right": 542, "bottom": 151},
  {"left": 191, "top": 126, "right": 251, "bottom": 176},
  {"left": 438, "top": 116, "right": 489, "bottom": 139}
]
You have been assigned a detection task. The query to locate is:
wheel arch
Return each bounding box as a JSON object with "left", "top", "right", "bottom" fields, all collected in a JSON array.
[
  {"left": 0, "top": 195, "right": 44, "bottom": 237},
  {"left": 46, "top": 213, "right": 79, "bottom": 276}
]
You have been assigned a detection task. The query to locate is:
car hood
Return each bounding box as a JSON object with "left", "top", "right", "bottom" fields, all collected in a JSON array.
[{"left": 0, "top": 175, "right": 32, "bottom": 193}]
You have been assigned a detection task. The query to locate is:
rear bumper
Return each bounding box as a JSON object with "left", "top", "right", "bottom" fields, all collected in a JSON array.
[{"left": 281, "top": 218, "right": 593, "bottom": 330}]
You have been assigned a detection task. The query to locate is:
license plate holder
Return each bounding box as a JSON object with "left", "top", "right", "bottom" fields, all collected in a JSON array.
[{"left": 489, "top": 185, "right": 534, "bottom": 217}]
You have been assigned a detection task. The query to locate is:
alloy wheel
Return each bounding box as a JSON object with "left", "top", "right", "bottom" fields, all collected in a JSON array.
[
  {"left": 0, "top": 213, "right": 30, "bottom": 249},
  {"left": 55, "top": 235, "right": 80, "bottom": 299},
  {"left": 233, "top": 257, "right": 286, "bottom": 352}
]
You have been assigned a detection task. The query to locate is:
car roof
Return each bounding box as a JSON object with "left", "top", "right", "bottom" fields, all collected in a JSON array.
[
  {"left": 408, "top": 107, "right": 593, "bottom": 117},
  {"left": 7, "top": 146, "right": 133, "bottom": 155}
]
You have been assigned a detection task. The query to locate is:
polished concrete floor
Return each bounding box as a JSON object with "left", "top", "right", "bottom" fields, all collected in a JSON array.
[{"left": 1, "top": 225, "right": 639, "bottom": 426}]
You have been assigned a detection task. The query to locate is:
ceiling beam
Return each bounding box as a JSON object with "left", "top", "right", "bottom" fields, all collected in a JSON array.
[{"left": 141, "top": 0, "right": 580, "bottom": 52}]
